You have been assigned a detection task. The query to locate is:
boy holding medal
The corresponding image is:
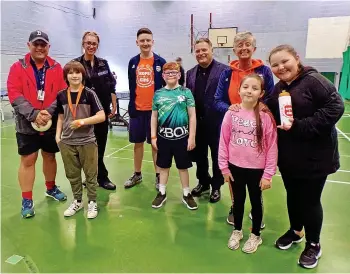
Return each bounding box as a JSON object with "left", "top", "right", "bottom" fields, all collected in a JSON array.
[{"left": 56, "top": 61, "right": 105, "bottom": 219}]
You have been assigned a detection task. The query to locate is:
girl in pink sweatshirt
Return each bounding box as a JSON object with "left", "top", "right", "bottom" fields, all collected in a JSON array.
[{"left": 219, "top": 74, "right": 277, "bottom": 254}]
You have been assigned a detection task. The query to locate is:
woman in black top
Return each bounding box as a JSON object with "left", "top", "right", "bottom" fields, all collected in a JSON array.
[
  {"left": 73, "top": 31, "right": 117, "bottom": 190},
  {"left": 266, "top": 45, "right": 344, "bottom": 269}
]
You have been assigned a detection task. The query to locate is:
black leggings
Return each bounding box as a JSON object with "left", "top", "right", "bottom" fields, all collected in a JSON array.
[
  {"left": 281, "top": 174, "right": 326, "bottom": 243},
  {"left": 94, "top": 119, "right": 109, "bottom": 183},
  {"left": 229, "top": 163, "right": 264, "bottom": 236}
]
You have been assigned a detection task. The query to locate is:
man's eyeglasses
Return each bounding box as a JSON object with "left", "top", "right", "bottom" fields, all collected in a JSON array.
[
  {"left": 83, "top": 41, "right": 98, "bottom": 47},
  {"left": 163, "top": 71, "right": 179, "bottom": 76},
  {"left": 32, "top": 41, "right": 48, "bottom": 48}
]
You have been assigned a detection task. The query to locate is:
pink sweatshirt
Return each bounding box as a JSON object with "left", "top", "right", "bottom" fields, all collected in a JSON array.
[{"left": 218, "top": 109, "right": 278, "bottom": 180}]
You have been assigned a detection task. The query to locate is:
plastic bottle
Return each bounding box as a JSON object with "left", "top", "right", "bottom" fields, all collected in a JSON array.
[{"left": 278, "top": 90, "right": 293, "bottom": 126}]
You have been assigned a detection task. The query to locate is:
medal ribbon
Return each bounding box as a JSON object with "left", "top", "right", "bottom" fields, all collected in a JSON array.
[{"left": 67, "top": 84, "right": 84, "bottom": 119}]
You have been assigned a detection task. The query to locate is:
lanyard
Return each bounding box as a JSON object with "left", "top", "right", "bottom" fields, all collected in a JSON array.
[
  {"left": 38, "top": 65, "right": 47, "bottom": 91},
  {"left": 32, "top": 62, "right": 48, "bottom": 92},
  {"left": 67, "top": 85, "right": 84, "bottom": 119},
  {"left": 35, "top": 65, "right": 48, "bottom": 109}
]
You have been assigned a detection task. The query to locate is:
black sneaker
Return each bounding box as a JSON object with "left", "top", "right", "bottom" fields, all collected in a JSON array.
[
  {"left": 298, "top": 242, "right": 322, "bottom": 269},
  {"left": 191, "top": 183, "right": 210, "bottom": 197},
  {"left": 182, "top": 193, "right": 198, "bottom": 210},
  {"left": 226, "top": 206, "right": 234, "bottom": 225},
  {"left": 209, "top": 189, "right": 221, "bottom": 203},
  {"left": 275, "top": 229, "right": 304, "bottom": 250},
  {"left": 152, "top": 192, "right": 167, "bottom": 209}
]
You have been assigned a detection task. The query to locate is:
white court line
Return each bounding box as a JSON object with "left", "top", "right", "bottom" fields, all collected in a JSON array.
[
  {"left": 274, "top": 174, "right": 350, "bottom": 185},
  {"left": 108, "top": 153, "right": 350, "bottom": 173},
  {"left": 336, "top": 127, "right": 350, "bottom": 142},
  {"left": 108, "top": 155, "right": 153, "bottom": 163},
  {"left": 0, "top": 124, "right": 14, "bottom": 129},
  {"left": 105, "top": 143, "right": 132, "bottom": 158},
  {"left": 341, "top": 155, "right": 350, "bottom": 158},
  {"left": 325, "top": 179, "right": 350, "bottom": 185},
  {"left": 105, "top": 156, "right": 350, "bottom": 185},
  {"left": 122, "top": 148, "right": 152, "bottom": 153}
]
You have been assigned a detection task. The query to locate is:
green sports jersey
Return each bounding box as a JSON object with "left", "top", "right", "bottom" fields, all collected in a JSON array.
[{"left": 152, "top": 86, "right": 195, "bottom": 140}]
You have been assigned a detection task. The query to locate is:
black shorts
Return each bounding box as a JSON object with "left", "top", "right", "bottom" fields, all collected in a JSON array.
[
  {"left": 16, "top": 132, "right": 59, "bottom": 156},
  {"left": 129, "top": 111, "right": 152, "bottom": 144},
  {"left": 156, "top": 137, "right": 192, "bottom": 169}
]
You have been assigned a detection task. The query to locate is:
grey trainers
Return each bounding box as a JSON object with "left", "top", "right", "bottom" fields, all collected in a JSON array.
[
  {"left": 242, "top": 233, "right": 262, "bottom": 254},
  {"left": 228, "top": 230, "right": 243, "bottom": 250},
  {"left": 124, "top": 173, "right": 142, "bottom": 189}
]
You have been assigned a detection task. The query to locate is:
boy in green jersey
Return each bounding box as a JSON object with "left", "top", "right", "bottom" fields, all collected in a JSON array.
[{"left": 150, "top": 62, "right": 197, "bottom": 210}]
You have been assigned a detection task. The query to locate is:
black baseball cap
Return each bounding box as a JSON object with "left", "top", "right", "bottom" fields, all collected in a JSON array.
[{"left": 28, "top": 30, "right": 49, "bottom": 44}]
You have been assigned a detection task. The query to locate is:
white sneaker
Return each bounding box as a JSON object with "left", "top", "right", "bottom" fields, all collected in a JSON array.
[
  {"left": 87, "top": 201, "right": 98, "bottom": 219},
  {"left": 64, "top": 200, "right": 83, "bottom": 217},
  {"left": 242, "top": 233, "right": 263, "bottom": 253},
  {"left": 228, "top": 230, "right": 243, "bottom": 250}
]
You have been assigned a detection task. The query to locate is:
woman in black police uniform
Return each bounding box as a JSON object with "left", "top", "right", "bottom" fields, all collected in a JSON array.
[{"left": 73, "top": 31, "right": 117, "bottom": 190}]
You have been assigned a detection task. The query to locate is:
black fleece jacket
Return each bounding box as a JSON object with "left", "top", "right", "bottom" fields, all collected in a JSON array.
[{"left": 266, "top": 67, "right": 344, "bottom": 178}]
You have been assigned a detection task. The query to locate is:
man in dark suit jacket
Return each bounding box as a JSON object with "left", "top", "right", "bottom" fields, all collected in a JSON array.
[{"left": 186, "top": 38, "right": 229, "bottom": 203}]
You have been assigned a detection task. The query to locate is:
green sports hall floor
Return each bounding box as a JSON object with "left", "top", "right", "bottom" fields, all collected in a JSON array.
[{"left": 1, "top": 107, "right": 350, "bottom": 273}]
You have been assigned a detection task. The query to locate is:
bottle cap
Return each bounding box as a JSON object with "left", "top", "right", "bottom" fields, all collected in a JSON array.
[{"left": 279, "top": 90, "right": 290, "bottom": 97}]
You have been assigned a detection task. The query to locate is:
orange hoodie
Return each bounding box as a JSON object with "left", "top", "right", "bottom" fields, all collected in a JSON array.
[{"left": 228, "top": 59, "right": 264, "bottom": 104}]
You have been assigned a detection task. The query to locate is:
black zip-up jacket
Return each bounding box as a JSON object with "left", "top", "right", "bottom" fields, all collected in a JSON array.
[
  {"left": 266, "top": 67, "right": 344, "bottom": 178},
  {"left": 73, "top": 55, "right": 116, "bottom": 115}
]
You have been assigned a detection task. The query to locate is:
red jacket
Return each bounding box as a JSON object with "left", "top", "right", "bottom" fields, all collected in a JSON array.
[{"left": 7, "top": 53, "right": 66, "bottom": 134}]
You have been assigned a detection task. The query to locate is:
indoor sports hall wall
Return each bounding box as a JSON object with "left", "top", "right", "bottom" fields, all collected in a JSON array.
[
  {"left": 1, "top": 1, "right": 350, "bottom": 93},
  {"left": 0, "top": 0, "right": 94, "bottom": 89},
  {"left": 93, "top": 1, "right": 350, "bottom": 92}
]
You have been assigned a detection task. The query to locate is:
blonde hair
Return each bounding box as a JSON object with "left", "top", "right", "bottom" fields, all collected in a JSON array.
[
  {"left": 234, "top": 31, "right": 256, "bottom": 47},
  {"left": 195, "top": 38, "right": 213, "bottom": 48},
  {"left": 82, "top": 31, "right": 100, "bottom": 46}
]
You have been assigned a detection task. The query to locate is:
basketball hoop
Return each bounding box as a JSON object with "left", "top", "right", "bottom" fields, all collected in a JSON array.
[{"left": 208, "top": 27, "right": 237, "bottom": 49}]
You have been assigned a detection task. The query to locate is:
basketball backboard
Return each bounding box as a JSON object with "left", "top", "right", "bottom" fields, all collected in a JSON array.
[{"left": 208, "top": 27, "right": 238, "bottom": 48}]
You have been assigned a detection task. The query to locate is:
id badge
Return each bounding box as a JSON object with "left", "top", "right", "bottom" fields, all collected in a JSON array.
[{"left": 37, "top": 90, "right": 45, "bottom": 101}]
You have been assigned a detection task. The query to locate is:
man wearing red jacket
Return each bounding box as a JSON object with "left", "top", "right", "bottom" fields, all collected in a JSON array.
[{"left": 7, "top": 30, "right": 67, "bottom": 218}]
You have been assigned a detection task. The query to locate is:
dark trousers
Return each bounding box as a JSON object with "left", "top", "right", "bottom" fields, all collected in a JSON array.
[
  {"left": 229, "top": 163, "right": 264, "bottom": 236},
  {"left": 192, "top": 118, "right": 223, "bottom": 190},
  {"left": 94, "top": 119, "right": 109, "bottom": 183},
  {"left": 282, "top": 174, "right": 326, "bottom": 243}
]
